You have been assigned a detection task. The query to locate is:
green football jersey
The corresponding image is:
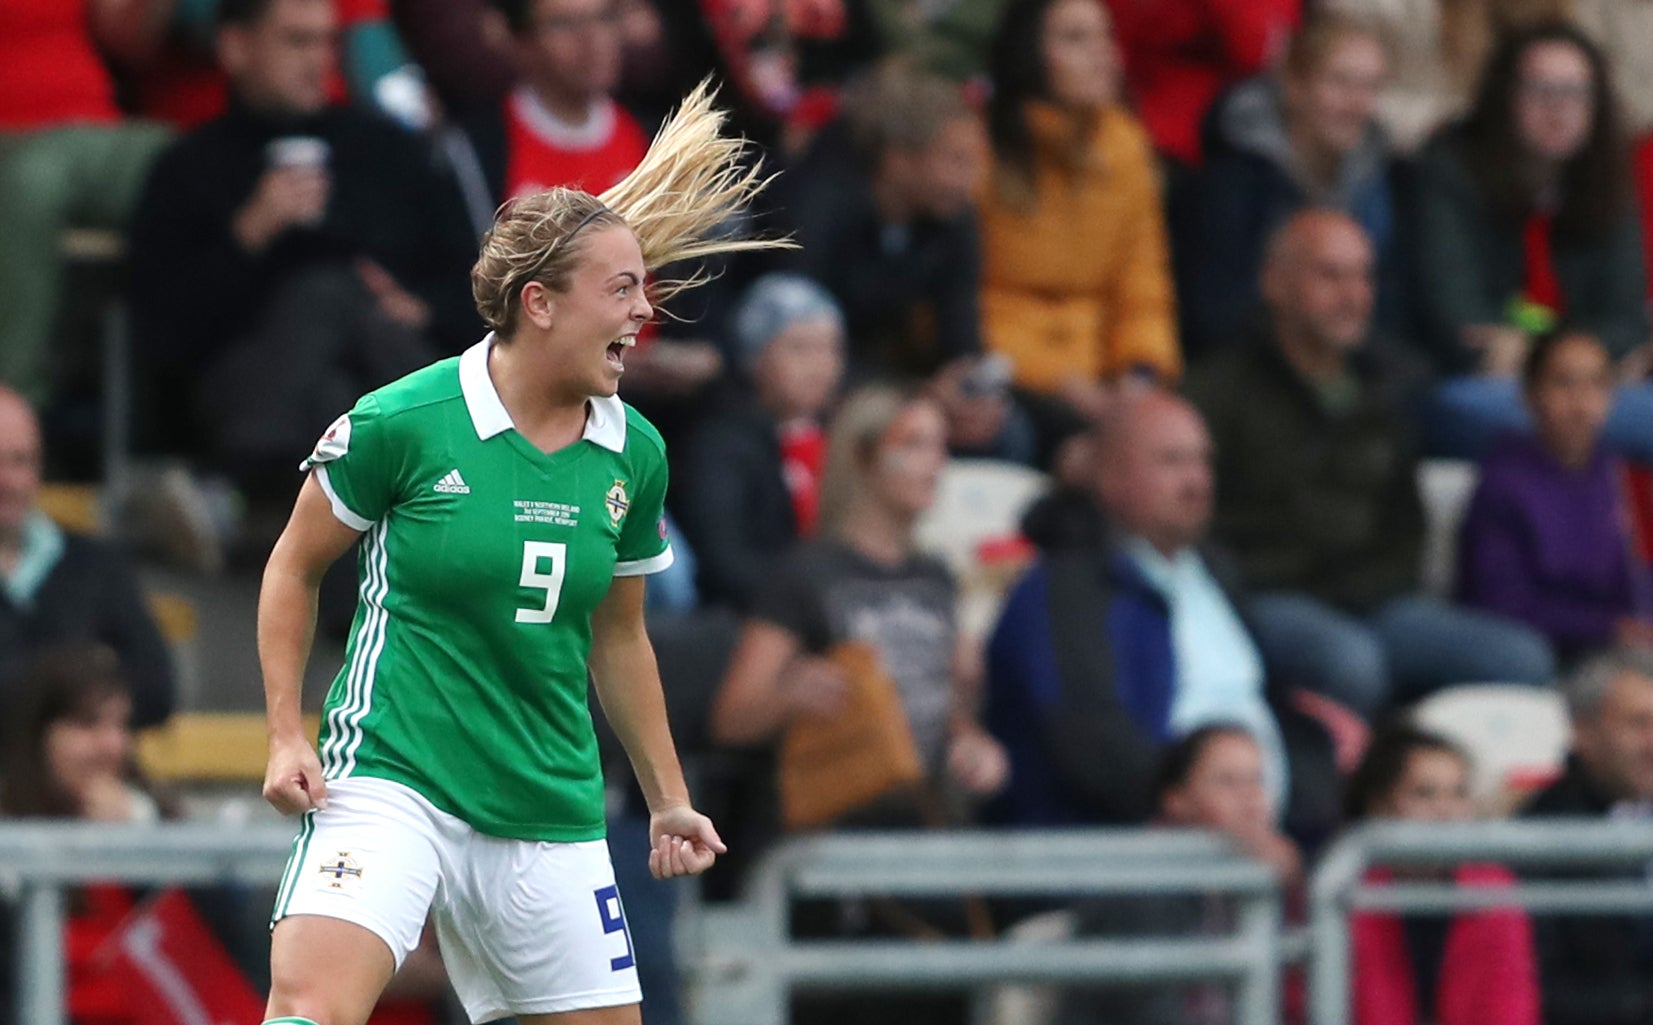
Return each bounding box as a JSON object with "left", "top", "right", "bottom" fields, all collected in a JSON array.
[{"left": 299, "top": 338, "right": 674, "bottom": 841}]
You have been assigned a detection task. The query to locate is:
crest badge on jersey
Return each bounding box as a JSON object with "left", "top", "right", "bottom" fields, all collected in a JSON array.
[
  {"left": 317, "top": 851, "right": 364, "bottom": 891},
  {"left": 605, "top": 479, "right": 630, "bottom": 527}
]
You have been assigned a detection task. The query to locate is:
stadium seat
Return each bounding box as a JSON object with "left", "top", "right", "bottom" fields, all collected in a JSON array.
[
  {"left": 915, "top": 458, "right": 1048, "bottom": 637},
  {"left": 1416, "top": 459, "right": 1479, "bottom": 598},
  {"left": 145, "top": 591, "right": 198, "bottom": 645},
  {"left": 1411, "top": 684, "right": 1570, "bottom": 807},
  {"left": 145, "top": 589, "right": 202, "bottom": 706},
  {"left": 138, "top": 712, "right": 322, "bottom": 783}
]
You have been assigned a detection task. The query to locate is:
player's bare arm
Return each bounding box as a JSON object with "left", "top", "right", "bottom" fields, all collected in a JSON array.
[
  {"left": 258, "top": 473, "right": 361, "bottom": 815},
  {"left": 589, "top": 575, "right": 725, "bottom": 879}
]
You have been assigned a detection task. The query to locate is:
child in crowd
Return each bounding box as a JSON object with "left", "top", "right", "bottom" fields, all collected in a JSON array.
[{"left": 1459, "top": 329, "right": 1653, "bottom": 663}]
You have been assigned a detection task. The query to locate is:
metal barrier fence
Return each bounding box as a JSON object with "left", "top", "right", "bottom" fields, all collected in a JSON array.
[
  {"left": 21, "top": 820, "right": 1642, "bottom": 1025},
  {"left": 1309, "top": 818, "right": 1653, "bottom": 1025},
  {"left": 0, "top": 821, "right": 296, "bottom": 1025},
  {"left": 682, "top": 829, "right": 1282, "bottom": 1025},
  {"left": 0, "top": 824, "right": 1283, "bottom": 1025}
]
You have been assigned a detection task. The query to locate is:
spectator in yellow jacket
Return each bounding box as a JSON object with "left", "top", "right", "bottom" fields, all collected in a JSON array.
[{"left": 980, "top": 0, "right": 1180, "bottom": 444}]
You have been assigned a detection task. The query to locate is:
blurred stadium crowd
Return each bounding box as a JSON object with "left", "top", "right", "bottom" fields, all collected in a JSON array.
[{"left": 8, "top": 0, "right": 1653, "bottom": 1022}]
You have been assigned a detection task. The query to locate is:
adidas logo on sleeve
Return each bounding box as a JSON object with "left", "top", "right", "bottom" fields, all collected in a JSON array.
[{"left": 433, "top": 469, "right": 471, "bottom": 494}]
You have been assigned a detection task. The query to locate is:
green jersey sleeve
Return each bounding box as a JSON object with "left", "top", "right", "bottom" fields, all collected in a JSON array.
[
  {"left": 300, "top": 395, "right": 398, "bottom": 530},
  {"left": 613, "top": 441, "right": 673, "bottom": 577}
]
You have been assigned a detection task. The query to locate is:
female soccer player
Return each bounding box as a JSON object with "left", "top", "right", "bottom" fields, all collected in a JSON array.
[{"left": 255, "top": 83, "right": 785, "bottom": 1025}]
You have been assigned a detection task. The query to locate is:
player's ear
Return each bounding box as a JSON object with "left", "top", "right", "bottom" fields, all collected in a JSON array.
[{"left": 520, "top": 280, "right": 556, "bottom": 331}]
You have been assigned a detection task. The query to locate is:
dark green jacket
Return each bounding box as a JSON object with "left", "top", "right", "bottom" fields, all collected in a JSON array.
[{"left": 1187, "top": 330, "right": 1427, "bottom": 613}]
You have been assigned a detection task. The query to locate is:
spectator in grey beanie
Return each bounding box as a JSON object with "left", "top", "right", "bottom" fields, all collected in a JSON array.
[
  {"left": 676, "top": 273, "right": 847, "bottom": 609},
  {"left": 732, "top": 273, "right": 846, "bottom": 372}
]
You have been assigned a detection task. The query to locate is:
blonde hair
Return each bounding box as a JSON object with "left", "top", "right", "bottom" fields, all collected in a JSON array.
[
  {"left": 471, "top": 78, "right": 792, "bottom": 336},
  {"left": 816, "top": 384, "right": 933, "bottom": 539}
]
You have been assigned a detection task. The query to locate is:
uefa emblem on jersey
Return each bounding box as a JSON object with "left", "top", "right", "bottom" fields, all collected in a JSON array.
[
  {"left": 305, "top": 413, "right": 352, "bottom": 466},
  {"left": 318, "top": 851, "right": 364, "bottom": 890},
  {"left": 605, "top": 479, "right": 630, "bottom": 526}
]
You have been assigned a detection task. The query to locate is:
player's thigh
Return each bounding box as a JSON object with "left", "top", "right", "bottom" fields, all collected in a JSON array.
[
  {"left": 268, "top": 779, "right": 447, "bottom": 1019},
  {"left": 267, "top": 914, "right": 397, "bottom": 1025},
  {"left": 519, "top": 1004, "right": 642, "bottom": 1025},
  {"left": 437, "top": 838, "right": 641, "bottom": 1021}
]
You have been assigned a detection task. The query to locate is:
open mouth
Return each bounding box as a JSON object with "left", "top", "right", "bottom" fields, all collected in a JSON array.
[{"left": 605, "top": 335, "right": 636, "bottom": 371}]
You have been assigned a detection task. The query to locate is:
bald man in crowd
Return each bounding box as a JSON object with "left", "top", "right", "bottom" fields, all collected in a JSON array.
[
  {"left": 984, "top": 390, "right": 1339, "bottom": 844},
  {"left": 0, "top": 387, "right": 174, "bottom": 727},
  {"left": 1187, "top": 209, "right": 1555, "bottom": 721}
]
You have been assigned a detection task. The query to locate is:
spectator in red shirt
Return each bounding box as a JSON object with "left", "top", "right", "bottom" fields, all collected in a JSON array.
[
  {"left": 467, "top": 0, "right": 729, "bottom": 414},
  {"left": 0, "top": 0, "right": 173, "bottom": 406},
  {"left": 1101, "top": 0, "right": 1299, "bottom": 167},
  {"left": 485, "top": 0, "right": 650, "bottom": 201},
  {"left": 696, "top": 0, "right": 881, "bottom": 157},
  {"left": 1346, "top": 724, "right": 1541, "bottom": 1025}
]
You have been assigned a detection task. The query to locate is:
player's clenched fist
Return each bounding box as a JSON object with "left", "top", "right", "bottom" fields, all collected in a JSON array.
[
  {"left": 648, "top": 805, "right": 726, "bottom": 879},
  {"left": 263, "top": 736, "right": 329, "bottom": 814}
]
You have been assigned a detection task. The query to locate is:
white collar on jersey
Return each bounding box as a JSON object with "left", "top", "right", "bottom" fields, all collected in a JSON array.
[
  {"left": 459, "top": 334, "right": 628, "bottom": 453},
  {"left": 509, "top": 86, "right": 618, "bottom": 152}
]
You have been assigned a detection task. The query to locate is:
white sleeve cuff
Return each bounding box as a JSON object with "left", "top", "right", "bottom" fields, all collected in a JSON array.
[
  {"left": 614, "top": 545, "right": 675, "bottom": 577},
  {"left": 313, "top": 466, "right": 374, "bottom": 532}
]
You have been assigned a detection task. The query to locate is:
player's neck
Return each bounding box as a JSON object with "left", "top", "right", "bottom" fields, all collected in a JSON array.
[{"left": 488, "top": 342, "right": 590, "bottom": 453}]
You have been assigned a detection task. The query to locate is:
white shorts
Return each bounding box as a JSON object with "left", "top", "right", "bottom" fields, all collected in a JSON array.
[{"left": 271, "top": 777, "right": 642, "bottom": 1023}]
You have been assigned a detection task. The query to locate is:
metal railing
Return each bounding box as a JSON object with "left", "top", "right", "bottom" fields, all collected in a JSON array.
[
  {"left": 1, "top": 824, "right": 1281, "bottom": 1025},
  {"left": 0, "top": 821, "right": 296, "bottom": 1025},
  {"left": 683, "top": 829, "right": 1283, "bottom": 1025},
  {"left": 1309, "top": 818, "right": 1653, "bottom": 1025},
  {"left": 23, "top": 819, "right": 1644, "bottom": 1025}
]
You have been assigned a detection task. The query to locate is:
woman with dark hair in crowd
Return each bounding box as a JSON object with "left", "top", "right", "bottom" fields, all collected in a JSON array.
[
  {"left": 1458, "top": 328, "right": 1653, "bottom": 662},
  {"left": 1056, "top": 724, "right": 1302, "bottom": 1025},
  {"left": 0, "top": 647, "right": 449, "bottom": 1025},
  {"left": 1155, "top": 724, "right": 1303, "bottom": 885},
  {"left": 1410, "top": 20, "right": 1653, "bottom": 460},
  {"left": 0, "top": 646, "right": 173, "bottom": 1025},
  {"left": 1344, "top": 724, "right": 1540, "bottom": 1025},
  {"left": 1, "top": 645, "right": 162, "bottom": 822},
  {"left": 979, "top": 0, "right": 1179, "bottom": 450}
]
